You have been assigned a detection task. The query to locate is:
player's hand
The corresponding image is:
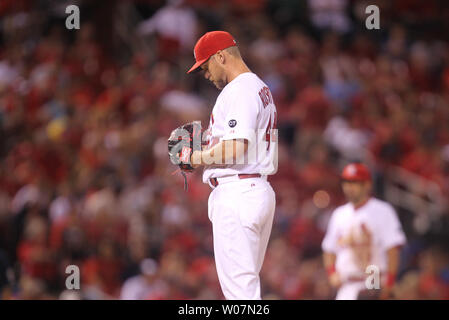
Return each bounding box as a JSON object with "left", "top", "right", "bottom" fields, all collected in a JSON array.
[{"left": 329, "top": 272, "right": 342, "bottom": 288}]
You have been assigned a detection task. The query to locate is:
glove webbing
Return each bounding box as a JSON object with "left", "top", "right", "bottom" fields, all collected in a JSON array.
[
  {"left": 181, "top": 171, "right": 188, "bottom": 191},
  {"left": 172, "top": 168, "right": 189, "bottom": 191}
]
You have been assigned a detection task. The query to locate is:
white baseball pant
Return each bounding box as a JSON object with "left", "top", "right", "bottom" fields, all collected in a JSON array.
[
  {"left": 207, "top": 176, "right": 276, "bottom": 300},
  {"left": 336, "top": 281, "right": 366, "bottom": 300}
]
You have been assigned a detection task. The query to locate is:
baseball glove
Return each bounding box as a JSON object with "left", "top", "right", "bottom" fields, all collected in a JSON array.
[{"left": 168, "top": 120, "right": 203, "bottom": 190}]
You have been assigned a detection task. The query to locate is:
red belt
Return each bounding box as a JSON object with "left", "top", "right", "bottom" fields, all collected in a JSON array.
[{"left": 209, "top": 174, "right": 261, "bottom": 187}]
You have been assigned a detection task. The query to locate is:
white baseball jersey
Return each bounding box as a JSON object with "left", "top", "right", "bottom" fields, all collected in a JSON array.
[
  {"left": 202, "top": 72, "right": 278, "bottom": 183},
  {"left": 322, "top": 197, "right": 406, "bottom": 282}
]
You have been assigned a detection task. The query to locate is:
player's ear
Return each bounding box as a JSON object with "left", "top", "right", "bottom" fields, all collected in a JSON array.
[
  {"left": 364, "top": 181, "right": 372, "bottom": 192},
  {"left": 215, "top": 50, "right": 225, "bottom": 65}
]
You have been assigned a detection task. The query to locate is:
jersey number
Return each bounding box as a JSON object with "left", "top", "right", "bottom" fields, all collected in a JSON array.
[{"left": 265, "top": 111, "right": 277, "bottom": 150}]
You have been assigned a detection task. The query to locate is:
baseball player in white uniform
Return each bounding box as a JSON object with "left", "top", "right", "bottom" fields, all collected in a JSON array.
[
  {"left": 322, "top": 163, "right": 407, "bottom": 300},
  {"left": 186, "top": 31, "right": 278, "bottom": 300}
]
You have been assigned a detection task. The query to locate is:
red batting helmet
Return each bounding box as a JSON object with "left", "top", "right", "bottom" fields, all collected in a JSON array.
[{"left": 341, "top": 163, "right": 372, "bottom": 182}]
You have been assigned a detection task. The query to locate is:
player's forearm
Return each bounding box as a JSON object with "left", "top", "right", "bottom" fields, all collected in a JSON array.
[
  {"left": 385, "top": 246, "right": 400, "bottom": 287},
  {"left": 191, "top": 139, "right": 248, "bottom": 168},
  {"left": 323, "top": 252, "right": 337, "bottom": 274},
  {"left": 323, "top": 252, "right": 341, "bottom": 288}
]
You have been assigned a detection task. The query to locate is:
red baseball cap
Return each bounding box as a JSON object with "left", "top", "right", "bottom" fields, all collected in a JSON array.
[
  {"left": 341, "top": 163, "right": 372, "bottom": 182},
  {"left": 187, "top": 31, "right": 237, "bottom": 74}
]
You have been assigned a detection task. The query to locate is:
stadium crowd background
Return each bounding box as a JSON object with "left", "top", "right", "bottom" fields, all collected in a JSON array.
[{"left": 0, "top": 0, "right": 449, "bottom": 299}]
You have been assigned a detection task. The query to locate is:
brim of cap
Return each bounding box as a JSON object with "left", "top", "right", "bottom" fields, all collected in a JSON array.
[
  {"left": 341, "top": 177, "right": 370, "bottom": 182},
  {"left": 187, "top": 58, "right": 208, "bottom": 74}
]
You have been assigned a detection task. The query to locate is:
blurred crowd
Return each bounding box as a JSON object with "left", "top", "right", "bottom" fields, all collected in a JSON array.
[{"left": 0, "top": 0, "right": 449, "bottom": 300}]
